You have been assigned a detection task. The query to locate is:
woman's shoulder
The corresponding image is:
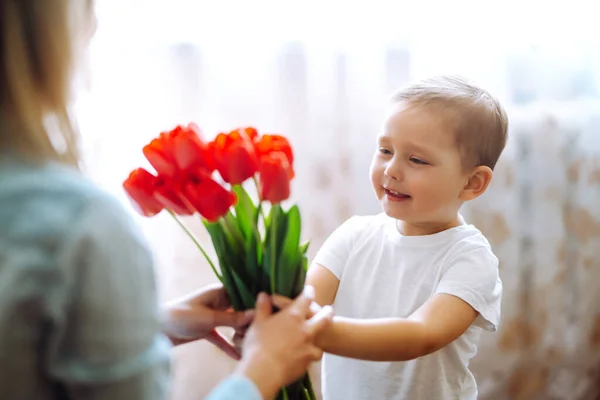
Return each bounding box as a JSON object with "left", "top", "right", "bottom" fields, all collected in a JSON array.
[
  {"left": 0, "top": 159, "right": 138, "bottom": 260},
  {"left": 0, "top": 159, "right": 127, "bottom": 214},
  {"left": 0, "top": 160, "right": 102, "bottom": 204}
]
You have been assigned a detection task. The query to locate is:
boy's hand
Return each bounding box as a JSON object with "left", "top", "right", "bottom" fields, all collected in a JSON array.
[{"left": 161, "top": 283, "right": 254, "bottom": 360}]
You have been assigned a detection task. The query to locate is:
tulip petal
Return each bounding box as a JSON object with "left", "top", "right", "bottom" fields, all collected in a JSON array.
[
  {"left": 172, "top": 128, "right": 214, "bottom": 172},
  {"left": 255, "top": 134, "right": 294, "bottom": 166},
  {"left": 180, "top": 169, "right": 236, "bottom": 221},
  {"left": 259, "top": 152, "right": 292, "bottom": 203},
  {"left": 123, "top": 168, "right": 164, "bottom": 217},
  {"left": 211, "top": 131, "right": 259, "bottom": 185},
  {"left": 154, "top": 178, "right": 194, "bottom": 215}
]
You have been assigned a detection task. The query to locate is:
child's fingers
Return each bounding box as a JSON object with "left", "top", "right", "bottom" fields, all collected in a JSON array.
[
  {"left": 309, "top": 301, "right": 322, "bottom": 316},
  {"left": 303, "top": 285, "right": 316, "bottom": 300},
  {"left": 287, "top": 286, "right": 315, "bottom": 319},
  {"left": 305, "top": 305, "right": 334, "bottom": 337}
]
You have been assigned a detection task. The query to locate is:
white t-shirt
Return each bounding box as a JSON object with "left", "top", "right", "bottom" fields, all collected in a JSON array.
[{"left": 313, "top": 213, "right": 502, "bottom": 400}]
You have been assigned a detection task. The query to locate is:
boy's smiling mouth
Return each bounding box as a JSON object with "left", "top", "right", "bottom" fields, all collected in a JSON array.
[{"left": 383, "top": 187, "right": 411, "bottom": 201}]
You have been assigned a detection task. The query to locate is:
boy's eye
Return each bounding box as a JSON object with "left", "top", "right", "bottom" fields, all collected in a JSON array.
[
  {"left": 409, "top": 157, "right": 429, "bottom": 165},
  {"left": 378, "top": 147, "right": 392, "bottom": 155}
]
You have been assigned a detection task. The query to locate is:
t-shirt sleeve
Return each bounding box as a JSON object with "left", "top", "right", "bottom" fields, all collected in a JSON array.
[
  {"left": 311, "top": 216, "right": 361, "bottom": 279},
  {"left": 434, "top": 245, "right": 502, "bottom": 332}
]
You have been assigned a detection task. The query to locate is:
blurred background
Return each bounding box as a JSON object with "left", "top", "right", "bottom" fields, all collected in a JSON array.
[{"left": 76, "top": 1, "right": 600, "bottom": 399}]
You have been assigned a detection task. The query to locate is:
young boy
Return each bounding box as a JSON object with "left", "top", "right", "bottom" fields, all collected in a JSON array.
[{"left": 307, "top": 76, "right": 507, "bottom": 399}]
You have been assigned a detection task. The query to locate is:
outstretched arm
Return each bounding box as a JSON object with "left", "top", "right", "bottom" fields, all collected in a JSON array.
[{"left": 315, "top": 293, "right": 479, "bottom": 361}]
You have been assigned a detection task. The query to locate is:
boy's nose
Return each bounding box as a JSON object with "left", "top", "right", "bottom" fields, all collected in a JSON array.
[{"left": 384, "top": 163, "right": 402, "bottom": 181}]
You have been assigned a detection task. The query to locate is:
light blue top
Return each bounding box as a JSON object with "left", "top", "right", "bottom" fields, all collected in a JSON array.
[
  {"left": 205, "top": 375, "right": 262, "bottom": 400},
  {"left": 0, "top": 158, "right": 261, "bottom": 400}
]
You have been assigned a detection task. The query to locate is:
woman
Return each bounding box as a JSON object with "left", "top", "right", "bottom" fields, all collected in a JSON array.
[{"left": 0, "top": 1, "right": 332, "bottom": 399}]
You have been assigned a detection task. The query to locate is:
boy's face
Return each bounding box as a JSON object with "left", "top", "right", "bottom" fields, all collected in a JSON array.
[{"left": 370, "top": 102, "right": 471, "bottom": 234}]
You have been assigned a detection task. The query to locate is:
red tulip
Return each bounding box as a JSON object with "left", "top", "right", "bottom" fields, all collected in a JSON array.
[
  {"left": 143, "top": 123, "right": 213, "bottom": 177},
  {"left": 240, "top": 127, "right": 258, "bottom": 141},
  {"left": 211, "top": 129, "right": 259, "bottom": 184},
  {"left": 143, "top": 132, "right": 177, "bottom": 177},
  {"left": 154, "top": 177, "right": 194, "bottom": 216},
  {"left": 255, "top": 134, "right": 294, "bottom": 164},
  {"left": 123, "top": 168, "right": 164, "bottom": 217},
  {"left": 259, "top": 152, "right": 292, "bottom": 203},
  {"left": 180, "top": 168, "right": 237, "bottom": 222},
  {"left": 255, "top": 134, "right": 295, "bottom": 179}
]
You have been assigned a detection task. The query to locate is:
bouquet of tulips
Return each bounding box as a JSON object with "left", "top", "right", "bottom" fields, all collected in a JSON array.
[{"left": 123, "top": 123, "right": 314, "bottom": 400}]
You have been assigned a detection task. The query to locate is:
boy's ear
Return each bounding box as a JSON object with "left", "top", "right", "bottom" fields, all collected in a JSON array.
[{"left": 460, "top": 166, "right": 493, "bottom": 201}]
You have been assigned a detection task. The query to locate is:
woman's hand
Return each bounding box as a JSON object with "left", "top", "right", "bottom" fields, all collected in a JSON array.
[
  {"left": 161, "top": 283, "right": 254, "bottom": 360},
  {"left": 235, "top": 286, "right": 333, "bottom": 400},
  {"left": 231, "top": 292, "right": 324, "bottom": 353},
  {"left": 271, "top": 293, "right": 323, "bottom": 317}
]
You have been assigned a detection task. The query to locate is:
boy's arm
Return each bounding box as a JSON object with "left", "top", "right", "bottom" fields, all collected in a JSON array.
[
  {"left": 315, "top": 293, "right": 478, "bottom": 361},
  {"left": 306, "top": 263, "right": 340, "bottom": 306}
]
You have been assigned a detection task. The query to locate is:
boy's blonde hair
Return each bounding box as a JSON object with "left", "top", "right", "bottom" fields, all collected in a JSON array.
[
  {"left": 0, "top": 0, "right": 93, "bottom": 166},
  {"left": 391, "top": 75, "right": 508, "bottom": 171}
]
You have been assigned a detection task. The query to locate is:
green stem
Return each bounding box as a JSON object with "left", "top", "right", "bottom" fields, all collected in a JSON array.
[
  {"left": 304, "top": 374, "right": 316, "bottom": 400},
  {"left": 270, "top": 209, "right": 277, "bottom": 293},
  {"left": 255, "top": 200, "right": 263, "bottom": 226},
  {"left": 253, "top": 176, "right": 268, "bottom": 222},
  {"left": 167, "top": 210, "right": 223, "bottom": 284}
]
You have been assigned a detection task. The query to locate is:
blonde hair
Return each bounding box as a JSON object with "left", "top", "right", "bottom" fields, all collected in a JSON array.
[
  {"left": 0, "top": 0, "right": 94, "bottom": 167},
  {"left": 391, "top": 75, "right": 508, "bottom": 171}
]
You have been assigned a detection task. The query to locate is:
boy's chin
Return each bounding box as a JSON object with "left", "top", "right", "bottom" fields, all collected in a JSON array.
[{"left": 380, "top": 203, "right": 409, "bottom": 220}]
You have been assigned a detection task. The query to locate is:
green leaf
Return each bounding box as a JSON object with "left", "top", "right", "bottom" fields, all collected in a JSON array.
[
  {"left": 259, "top": 216, "right": 276, "bottom": 294},
  {"left": 203, "top": 220, "right": 244, "bottom": 310},
  {"left": 230, "top": 268, "right": 256, "bottom": 309},
  {"left": 299, "top": 239, "right": 310, "bottom": 254},
  {"left": 243, "top": 230, "right": 261, "bottom": 293},
  {"left": 232, "top": 184, "right": 256, "bottom": 240},
  {"left": 203, "top": 219, "right": 258, "bottom": 310},
  {"left": 276, "top": 205, "right": 302, "bottom": 296},
  {"left": 223, "top": 211, "right": 245, "bottom": 251},
  {"left": 262, "top": 205, "right": 281, "bottom": 293},
  {"left": 217, "top": 218, "right": 256, "bottom": 281},
  {"left": 282, "top": 205, "right": 301, "bottom": 257},
  {"left": 262, "top": 204, "right": 276, "bottom": 246},
  {"left": 292, "top": 254, "right": 309, "bottom": 297},
  {"left": 275, "top": 209, "right": 289, "bottom": 250},
  {"left": 220, "top": 266, "right": 243, "bottom": 310},
  {"left": 231, "top": 185, "right": 264, "bottom": 289}
]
